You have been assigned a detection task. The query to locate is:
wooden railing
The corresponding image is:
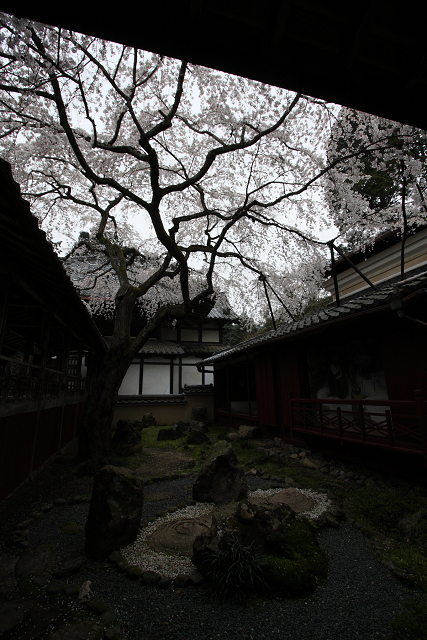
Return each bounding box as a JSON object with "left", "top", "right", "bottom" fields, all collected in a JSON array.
[
  {"left": 0, "top": 354, "right": 87, "bottom": 405},
  {"left": 290, "top": 394, "right": 427, "bottom": 457}
]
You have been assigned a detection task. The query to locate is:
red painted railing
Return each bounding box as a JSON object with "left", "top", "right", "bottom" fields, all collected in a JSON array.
[{"left": 290, "top": 394, "right": 427, "bottom": 457}]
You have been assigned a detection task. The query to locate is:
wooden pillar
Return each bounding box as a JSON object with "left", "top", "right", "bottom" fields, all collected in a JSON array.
[
  {"left": 414, "top": 389, "right": 427, "bottom": 465},
  {"left": 31, "top": 309, "right": 51, "bottom": 473}
]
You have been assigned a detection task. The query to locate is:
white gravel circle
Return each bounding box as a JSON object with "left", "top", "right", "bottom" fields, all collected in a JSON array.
[{"left": 121, "top": 488, "right": 331, "bottom": 578}]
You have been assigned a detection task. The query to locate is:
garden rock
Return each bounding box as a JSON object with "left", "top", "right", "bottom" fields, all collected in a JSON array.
[
  {"left": 78, "top": 580, "right": 93, "bottom": 602},
  {"left": 188, "top": 420, "right": 208, "bottom": 433},
  {"left": 53, "top": 557, "right": 83, "bottom": 578},
  {"left": 238, "top": 425, "right": 260, "bottom": 439},
  {"left": 140, "top": 570, "right": 162, "bottom": 585},
  {"left": 15, "top": 544, "right": 56, "bottom": 583},
  {"left": 111, "top": 419, "right": 144, "bottom": 456},
  {"left": 302, "top": 457, "right": 319, "bottom": 470},
  {"left": 186, "top": 430, "right": 210, "bottom": 445},
  {"left": 225, "top": 432, "right": 242, "bottom": 442},
  {"left": 398, "top": 511, "right": 424, "bottom": 534},
  {"left": 85, "top": 466, "right": 144, "bottom": 559},
  {"left": 48, "top": 621, "right": 103, "bottom": 640},
  {"left": 157, "top": 422, "right": 187, "bottom": 441},
  {"left": 0, "top": 602, "right": 24, "bottom": 635},
  {"left": 192, "top": 441, "right": 247, "bottom": 504},
  {"left": 192, "top": 406, "right": 207, "bottom": 421},
  {"left": 141, "top": 412, "right": 156, "bottom": 427}
]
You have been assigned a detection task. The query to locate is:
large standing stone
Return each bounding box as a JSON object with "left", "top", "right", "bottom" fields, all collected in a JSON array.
[
  {"left": 192, "top": 441, "right": 247, "bottom": 504},
  {"left": 111, "top": 420, "right": 143, "bottom": 456},
  {"left": 85, "top": 466, "right": 144, "bottom": 559}
]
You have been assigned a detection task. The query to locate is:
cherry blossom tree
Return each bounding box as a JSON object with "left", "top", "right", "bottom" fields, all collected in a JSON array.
[
  {"left": 0, "top": 14, "right": 371, "bottom": 458},
  {"left": 325, "top": 107, "right": 427, "bottom": 253}
]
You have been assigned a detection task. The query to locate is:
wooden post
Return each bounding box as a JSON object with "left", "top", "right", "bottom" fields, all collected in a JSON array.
[
  {"left": 246, "top": 352, "right": 252, "bottom": 419},
  {"left": 385, "top": 409, "right": 393, "bottom": 447},
  {"left": 319, "top": 401, "right": 324, "bottom": 434},
  {"left": 414, "top": 390, "right": 427, "bottom": 464},
  {"left": 288, "top": 392, "right": 293, "bottom": 438},
  {"left": 359, "top": 404, "right": 365, "bottom": 442},
  {"left": 337, "top": 406, "right": 343, "bottom": 438}
]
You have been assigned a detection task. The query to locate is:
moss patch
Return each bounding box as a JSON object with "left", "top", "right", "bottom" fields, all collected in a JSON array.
[
  {"left": 387, "top": 595, "right": 427, "bottom": 640},
  {"left": 59, "top": 521, "right": 82, "bottom": 535},
  {"left": 263, "top": 520, "right": 328, "bottom": 597}
]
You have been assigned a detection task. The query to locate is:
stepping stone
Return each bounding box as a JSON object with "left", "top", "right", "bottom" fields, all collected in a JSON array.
[{"left": 251, "top": 488, "right": 314, "bottom": 514}]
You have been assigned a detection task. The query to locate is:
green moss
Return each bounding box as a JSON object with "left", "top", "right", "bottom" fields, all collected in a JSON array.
[
  {"left": 59, "top": 521, "right": 82, "bottom": 535},
  {"left": 262, "top": 519, "right": 328, "bottom": 597},
  {"left": 387, "top": 595, "right": 427, "bottom": 640},
  {"left": 345, "top": 485, "right": 427, "bottom": 533}
]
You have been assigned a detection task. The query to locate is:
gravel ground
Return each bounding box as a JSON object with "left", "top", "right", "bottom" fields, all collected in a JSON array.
[{"left": 27, "top": 474, "right": 411, "bottom": 640}]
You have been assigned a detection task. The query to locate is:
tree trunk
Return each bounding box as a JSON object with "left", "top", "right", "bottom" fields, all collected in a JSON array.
[{"left": 78, "top": 344, "right": 134, "bottom": 460}]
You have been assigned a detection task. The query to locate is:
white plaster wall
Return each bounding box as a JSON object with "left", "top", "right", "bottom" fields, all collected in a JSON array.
[
  {"left": 113, "top": 392, "right": 215, "bottom": 426},
  {"left": 119, "top": 362, "right": 140, "bottom": 395},
  {"left": 142, "top": 364, "right": 170, "bottom": 394},
  {"left": 182, "top": 365, "right": 203, "bottom": 386},
  {"left": 181, "top": 329, "right": 199, "bottom": 341},
  {"left": 202, "top": 329, "right": 219, "bottom": 342}
]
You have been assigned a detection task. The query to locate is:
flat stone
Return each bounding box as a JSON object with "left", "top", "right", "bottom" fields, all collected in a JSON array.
[
  {"left": 0, "top": 602, "right": 24, "bottom": 634},
  {"left": 41, "top": 503, "right": 55, "bottom": 512},
  {"left": 48, "top": 621, "right": 104, "bottom": 640},
  {"left": 68, "top": 495, "right": 87, "bottom": 504},
  {"left": 108, "top": 551, "right": 123, "bottom": 564},
  {"left": 53, "top": 557, "right": 83, "bottom": 578},
  {"left": 173, "top": 573, "right": 192, "bottom": 588},
  {"left": 16, "top": 519, "right": 34, "bottom": 529},
  {"left": 140, "top": 570, "right": 161, "bottom": 586},
  {"left": 100, "top": 611, "right": 118, "bottom": 625},
  {"left": 29, "top": 510, "right": 43, "bottom": 519},
  {"left": 17, "top": 540, "right": 31, "bottom": 550},
  {"left": 105, "top": 627, "right": 127, "bottom": 640},
  {"left": 0, "top": 555, "right": 18, "bottom": 597},
  {"left": 189, "top": 570, "right": 204, "bottom": 585},
  {"left": 33, "top": 576, "right": 50, "bottom": 587},
  {"left": 238, "top": 425, "right": 261, "bottom": 439},
  {"left": 86, "top": 597, "right": 109, "bottom": 614},
  {"left": 156, "top": 576, "right": 172, "bottom": 589},
  {"left": 15, "top": 545, "right": 56, "bottom": 581},
  {"left": 63, "top": 583, "right": 80, "bottom": 596},
  {"left": 124, "top": 565, "right": 142, "bottom": 580},
  {"left": 251, "top": 488, "right": 314, "bottom": 514},
  {"left": 59, "top": 521, "right": 82, "bottom": 535},
  {"left": 302, "top": 458, "right": 318, "bottom": 469},
  {"left": 47, "top": 579, "right": 65, "bottom": 593}
]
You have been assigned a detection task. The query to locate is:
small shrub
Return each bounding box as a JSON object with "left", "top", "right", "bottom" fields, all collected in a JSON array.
[{"left": 200, "top": 532, "right": 269, "bottom": 603}]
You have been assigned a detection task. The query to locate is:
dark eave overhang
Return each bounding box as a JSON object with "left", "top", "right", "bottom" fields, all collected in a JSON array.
[{"left": 1, "top": 1, "right": 426, "bottom": 130}]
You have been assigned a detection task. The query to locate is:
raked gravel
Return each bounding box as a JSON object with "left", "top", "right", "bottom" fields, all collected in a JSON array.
[
  {"left": 122, "top": 487, "right": 332, "bottom": 577},
  {"left": 27, "top": 475, "right": 412, "bottom": 640}
]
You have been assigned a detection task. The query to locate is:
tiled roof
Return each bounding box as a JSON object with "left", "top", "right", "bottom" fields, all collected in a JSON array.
[
  {"left": 201, "top": 271, "right": 427, "bottom": 365},
  {"left": 140, "top": 340, "right": 184, "bottom": 355},
  {"left": 117, "top": 394, "right": 186, "bottom": 405},
  {"left": 138, "top": 339, "right": 228, "bottom": 356}
]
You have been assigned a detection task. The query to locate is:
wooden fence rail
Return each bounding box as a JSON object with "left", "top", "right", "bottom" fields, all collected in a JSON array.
[{"left": 290, "top": 395, "right": 427, "bottom": 458}]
